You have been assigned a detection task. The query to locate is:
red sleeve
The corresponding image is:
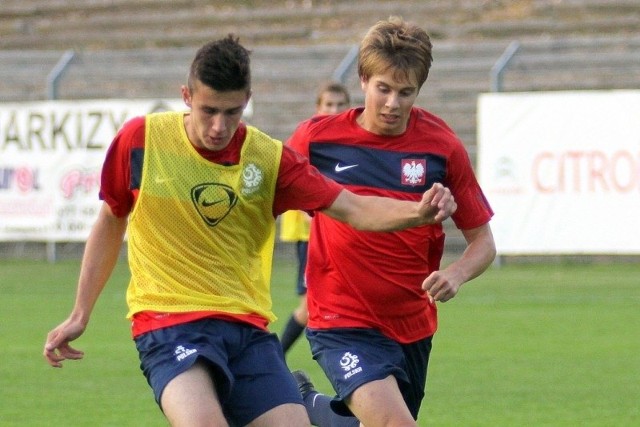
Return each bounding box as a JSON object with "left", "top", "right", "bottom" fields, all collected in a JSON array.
[
  {"left": 273, "top": 145, "right": 343, "bottom": 217},
  {"left": 286, "top": 119, "right": 313, "bottom": 157},
  {"left": 447, "top": 142, "right": 494, "bottom": 230},
  {"left": 99, "top": 116, "right": 145, "bottom": 217}
]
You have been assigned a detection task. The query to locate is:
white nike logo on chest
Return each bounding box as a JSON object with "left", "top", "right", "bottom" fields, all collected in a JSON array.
[{"left": 334, "top": 163, "right": 359, "bottom": 172}]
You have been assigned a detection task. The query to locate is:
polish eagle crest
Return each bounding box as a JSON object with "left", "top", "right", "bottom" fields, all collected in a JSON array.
[{"left": 401, "top": 159, "right": 426, "bottom": 185}]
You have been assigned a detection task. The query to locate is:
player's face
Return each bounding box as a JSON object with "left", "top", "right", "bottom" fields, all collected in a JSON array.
[
  {"left": 316, "top": 92, "right": 349, "bottom": 115},
  {"left": 181, "top": 80, "right": 250, "bottom": 151},
  {"left": 358, "top": 69, "right": 419, "bottom": 136}
]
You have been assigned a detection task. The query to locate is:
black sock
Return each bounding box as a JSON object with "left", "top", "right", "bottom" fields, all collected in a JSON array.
[
  {"left": 303, "top": 392, "right": 359, "bottom": 427},
  {"left": 280, "top": 314, "right": 305, "bottom": 353}
]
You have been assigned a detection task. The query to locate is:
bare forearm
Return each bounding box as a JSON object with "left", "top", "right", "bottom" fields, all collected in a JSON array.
[
  {"left": 448, "top": 239, "right": 495, "bottom": 285},
  {"left": 324, "top": 184, "right": 456, "bottom": 232},
  {"left": 447, "top": 225, "right": 496, "bottom": 284},
  {"left": 422, "top": 224, "right": 495, "bottom": 302},
  {"left": 343, "top": 195, "right": 425, "bottom": 231},
  {"left": 71, "top": 204, "right": 127, "bottom": 325}
]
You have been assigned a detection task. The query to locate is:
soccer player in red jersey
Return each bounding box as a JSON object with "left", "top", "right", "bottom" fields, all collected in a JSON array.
[{"left": 288, "top": 17, "right": 496, "bottom": 427}]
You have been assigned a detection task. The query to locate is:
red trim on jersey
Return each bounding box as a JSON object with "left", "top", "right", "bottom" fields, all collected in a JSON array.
[{"left": 131, "top": 311, "right": 269, "bottom": 337}]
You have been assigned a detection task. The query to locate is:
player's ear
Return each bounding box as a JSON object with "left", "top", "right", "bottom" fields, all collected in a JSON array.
[
  {"left": 181, "top": 85, "right": 192, "bottom": 108},
  {"left": 360, "top": 75, "right": 369, "bottom": 92}
]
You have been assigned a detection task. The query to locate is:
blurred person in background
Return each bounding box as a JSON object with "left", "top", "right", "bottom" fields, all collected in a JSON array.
[
  {"left": 279, "top": 81, "right": 352, "bottom": 355},
  {"left": 288, "top": 16, "right": 496, "bottom": 427}
]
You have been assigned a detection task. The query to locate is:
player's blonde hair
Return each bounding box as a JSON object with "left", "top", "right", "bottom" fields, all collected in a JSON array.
[{"left": 358, "top": 16, "right": 433, "bottom": 89}]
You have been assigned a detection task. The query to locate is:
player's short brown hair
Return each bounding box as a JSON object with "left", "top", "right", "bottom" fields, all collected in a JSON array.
[{"left": 358, "top": 16, "right": 433, "bottom": 89}]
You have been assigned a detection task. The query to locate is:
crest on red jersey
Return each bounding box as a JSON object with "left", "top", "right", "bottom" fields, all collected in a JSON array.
[{"left": 401, "top": 159, "right": 426, "bottom": 186}]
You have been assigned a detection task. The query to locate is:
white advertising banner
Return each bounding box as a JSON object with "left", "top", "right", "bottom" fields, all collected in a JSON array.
[
  {"left": 0, "top": 99, "right": 186, "bottom": 241},
  {"left": 478, "top": 90, "right": 640, "bottom": 255}
]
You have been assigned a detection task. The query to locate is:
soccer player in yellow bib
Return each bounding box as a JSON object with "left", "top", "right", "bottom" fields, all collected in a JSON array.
[{"left": 43, "top": 35, "right": 456, "bottom": 426}]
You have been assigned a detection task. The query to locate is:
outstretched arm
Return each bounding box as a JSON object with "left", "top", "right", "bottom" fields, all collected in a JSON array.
[
  {"left": 322, "top": 182, "right": 457, "bottom": 232},
  {"left": 422, "top": 223, "right": 496, "bottom": 302},
  {"left": 44, "top": 203, "right": 128, "bottom": 367}
]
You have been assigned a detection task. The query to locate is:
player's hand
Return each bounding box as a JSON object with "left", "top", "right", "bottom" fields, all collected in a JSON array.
[
  {"left": 418, "top": 183, "right": 457, "bottom": 224},
  {"left": 422, "top": 270, "right": 461, "bottom": 303},
  {"left": 44, "top": 319, "right": 86, "bottom": 368}
]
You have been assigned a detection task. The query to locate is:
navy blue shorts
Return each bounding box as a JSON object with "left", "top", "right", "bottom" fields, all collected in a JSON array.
[
  {"left": 306, "top": 327, "right": 432, "bottom": 419},
  {"left": 295, "top": 241, "right": 308, "bottom": 295},
  {"left": 135, "top": 318, "right": 303, "bottom": 426}
]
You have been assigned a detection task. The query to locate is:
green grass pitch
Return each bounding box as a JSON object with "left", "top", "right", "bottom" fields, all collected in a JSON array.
[{"left": 1, "top": 255, "right": 639, "bottom": 426}]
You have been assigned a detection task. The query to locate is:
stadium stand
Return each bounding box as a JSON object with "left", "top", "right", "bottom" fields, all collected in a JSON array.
[
  {"left": 2, "top": 0, "right": 639, "bottom": 49},
  {"left": 1, "top": 0, "right": 639, "bottom": 259},
  {"left": 2, "top": 0, "right": 639, "bottom": 144}
]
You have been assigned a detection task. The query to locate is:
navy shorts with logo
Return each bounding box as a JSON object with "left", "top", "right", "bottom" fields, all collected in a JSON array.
[
  {"left": 135, "top": 318, "right": 303, "bottom": 426},
  {"left": 306, "top": 327, "right": 432, "bottom": 419}
]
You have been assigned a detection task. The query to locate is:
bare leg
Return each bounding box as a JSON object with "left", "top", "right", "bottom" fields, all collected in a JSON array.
[
  {"left": 348, "top": 376, "right": 416, "bottom": 427},
  {"left": 161, "top": 360, "right": 228, "bottom": 427},
  {"left": 247, "top": 403, "right": 310, "bottom": 427}
]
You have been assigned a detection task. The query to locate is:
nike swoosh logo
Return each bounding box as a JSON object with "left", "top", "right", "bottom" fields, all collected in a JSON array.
[
  {"left": 202, "top": 198, "right": 226, "bottom": 207},
  {"left": 334, "top": 163, "right": 359, "bottom": 172}
]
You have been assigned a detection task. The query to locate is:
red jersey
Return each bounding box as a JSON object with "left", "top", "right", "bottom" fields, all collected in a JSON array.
[
  {"left": 100, "top": 116, "right": 343, "bottom": 336},
  {"left": 287, "top": 107, "right": 493, "bottom": 343}
]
